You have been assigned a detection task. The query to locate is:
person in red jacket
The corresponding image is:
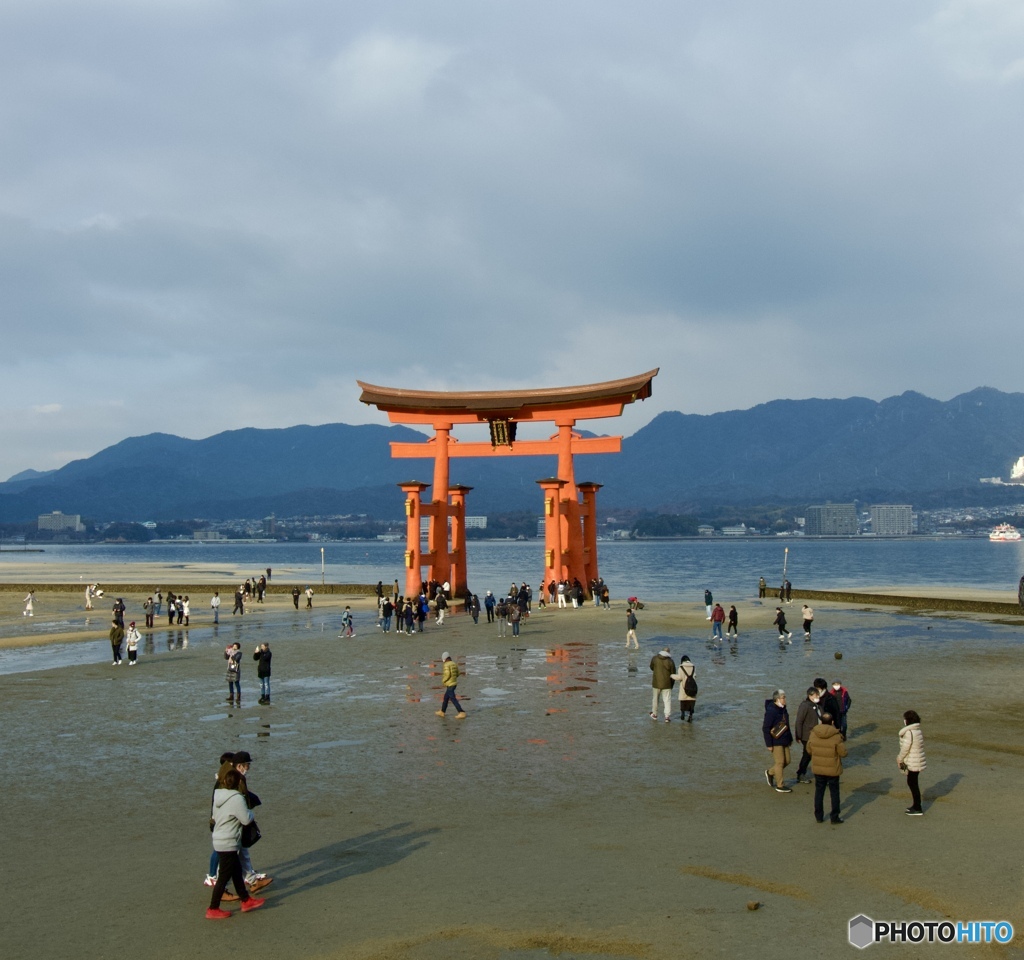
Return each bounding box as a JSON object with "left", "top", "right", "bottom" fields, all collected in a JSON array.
[{"left": 710, "top": 603, "right": 726, "bottom": 640}]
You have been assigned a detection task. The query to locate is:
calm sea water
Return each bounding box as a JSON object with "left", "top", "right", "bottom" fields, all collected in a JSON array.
[{"left": 2, "top": 537, "right": 1023, "bottom": 598}]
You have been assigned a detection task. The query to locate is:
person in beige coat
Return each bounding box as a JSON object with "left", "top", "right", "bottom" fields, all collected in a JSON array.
[{"left": 807, "top": 713, "right": 848, "bottom": 824}]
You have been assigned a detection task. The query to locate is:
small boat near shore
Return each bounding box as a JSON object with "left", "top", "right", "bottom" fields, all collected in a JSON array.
[{"left": 989, "top": 523, "right": 1021, "bottom": 542}]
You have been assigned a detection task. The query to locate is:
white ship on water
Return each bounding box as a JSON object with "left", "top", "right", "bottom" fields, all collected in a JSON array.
[{"left": 989, "top": 523, "right": 1021, "bottom": 542}]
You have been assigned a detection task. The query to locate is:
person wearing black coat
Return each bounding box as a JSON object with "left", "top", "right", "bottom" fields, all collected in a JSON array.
[
  {"left": 762, "top": 690, "right": 794, "bottom": 793},
  {"left": 814, "top": 679, "right": 843, "bottom": 739},
  {"left": 253, "top": 643, "right": 272, "bottom": 704}
]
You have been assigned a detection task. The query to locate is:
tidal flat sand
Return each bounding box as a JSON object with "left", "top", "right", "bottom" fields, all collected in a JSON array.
[{"left": 1, "top": 580, "right": 1021, "bottom": 959}]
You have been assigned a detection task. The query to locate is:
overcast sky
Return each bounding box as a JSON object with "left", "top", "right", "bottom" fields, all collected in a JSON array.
[{"left": 3, "top": 0, "right": 1023, "bottom": 480}]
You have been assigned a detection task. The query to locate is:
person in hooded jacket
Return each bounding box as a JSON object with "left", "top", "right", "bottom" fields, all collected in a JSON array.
[
  {"left": 206, "top": 768, "right": 266, "bottom": 919},
  {"left": 807, "top": 711, "right": 848, "bottom": 823},
  {"left": 762, "top": 689, "right": 794, "bottom": 793}
]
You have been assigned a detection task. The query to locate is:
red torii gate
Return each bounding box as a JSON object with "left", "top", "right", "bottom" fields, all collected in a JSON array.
[{"left": 357, "top": 369, "right": 658, "bottom": 599}]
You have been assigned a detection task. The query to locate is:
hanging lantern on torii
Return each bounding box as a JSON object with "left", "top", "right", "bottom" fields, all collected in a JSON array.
[{"left": 357, "top": 369, "right": 659, "bottom": 599}]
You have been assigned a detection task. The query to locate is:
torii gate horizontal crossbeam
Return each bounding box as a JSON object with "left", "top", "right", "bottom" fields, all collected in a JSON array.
[{"left": 390, "top": 436, "right": 622, "bottom": 458}]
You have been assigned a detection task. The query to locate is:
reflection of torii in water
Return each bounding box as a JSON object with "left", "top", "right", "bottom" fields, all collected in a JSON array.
[{"left": 358, "top": 369, "right": 659, "bottom": 598}]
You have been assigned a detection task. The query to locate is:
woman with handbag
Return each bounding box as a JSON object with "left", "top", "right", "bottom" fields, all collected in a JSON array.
[
  {"left": 897, "top": 710, "right": 927, "bottom": 815},
  {"left": 762, "top": 690, "right": 794, "bottom": 793}
]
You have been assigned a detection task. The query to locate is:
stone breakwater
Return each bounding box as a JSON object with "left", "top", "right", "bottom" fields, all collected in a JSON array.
[{"left": 790, "top": 588, "right": 1024, "bottom": 617}]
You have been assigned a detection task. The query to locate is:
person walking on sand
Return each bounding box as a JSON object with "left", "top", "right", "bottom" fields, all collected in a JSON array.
[
  {"left": 758, "top": 577, "right": 766, "bottom": 599},
  {"left": 436, "top": 652, "right": 467, "bottom": 718},
  {"left": 671, "top": 655, "right": 697, "bottom": 721},
  {"left": 710, "top": 602, "right": 725, "bottom": 640},
  {"left": 109, "top": 618, "right": 125, "bottom": 665},
  {"left": 182, "top": 596, "right": 191, "bottom": 626},
  {"left": 254, "top": 643, "right": 272, "bottom": 704},
  {"left": 291, "top": 586, "right": 300, "bottom": 610},
  {"left": 435, "top": 591, "right": 448, "bottom": 626},
  {"left": 807, "top": 711, "right": 848, "bottom": 824},
  {"left": 340, "top": 606, "right": 354, "bottom": 637},
  {"left": 125, "top": 621, "right": 141, "bottom": 665},
  {"left": 211, "top": 592, "right": 221, "bottom": 624},
  {"left": 205, "top": 768, "right": 266, "bottom": 920},
  {"left": 496, "top": 596, "right": 508, "bottom": 637},
  {"left": 85, "top": 584, "right": 94, "bottom": 610},
  {"left": 23, "top": 591, "right": 35, "bottom": 616},
  {"left": 774, "top": 607, "right": 792, "bottom": 640},
  {"left": 801, "top": 604, "right": 814, "bottom": 639},
  {"left": 897, "top": 710, "right": 927, "bottom": 815},
  {"left": 726, "top": 604, "right": 739, "bottom": 639},
  {"left": 143, "top": 596, "right": 154, "bottom": 628},
  {"left": 233, "top": 586, "right": 245, "bottom": 616},
  {"left": 704, "top": 589, "right": 713, "bottom": 620},
  {"left": 762, "top": 689, "right": 793, "bottom": 792},
  {"left": 625, "top": 607, "right": 639, "bottom": 649},
  {"left": 305, "top": 586, "right": 313, "bottom": 609},
  {"left": 649, "top": 647, "right": 676, "bottom": 722}
]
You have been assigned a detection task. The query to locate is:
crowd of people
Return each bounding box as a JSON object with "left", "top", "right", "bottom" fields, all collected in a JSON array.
[{"left": 760, "top": 680, "right": 924, "bottom": 823}]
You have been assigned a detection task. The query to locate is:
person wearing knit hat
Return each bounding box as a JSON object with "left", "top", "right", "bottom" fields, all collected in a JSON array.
[{"left": 436, "top": 653, "right": 466, "bottom": 719}]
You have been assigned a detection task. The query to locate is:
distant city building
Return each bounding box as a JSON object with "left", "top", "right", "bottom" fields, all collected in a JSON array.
[
  {"left": 870, "top": 504, "right": 914, "bottom": 536},
  {"left": 804, "top": 503, "right": 858, "bottom": 537},
  {"left": 37, "top": 510, "right": 84, "bottom": 533},
  {"left": 263, "top": 515, "right": 277, "bottom": 536},
  {"left": 697, "top": 524, "right": 715, "bottom": 537},
  {"left": 721, "top": 523, "right": 749, "bottom": 536},
  {"left": 193, "top": 530, "right": 225, "bottom": 541},
  {"left": 464, "top": 516, "right": 487, "bottom": 529}
]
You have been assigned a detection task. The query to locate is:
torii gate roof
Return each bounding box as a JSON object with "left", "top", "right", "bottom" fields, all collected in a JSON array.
[{"left": 358, "top": 368, "right": 658, "bottom": 423}]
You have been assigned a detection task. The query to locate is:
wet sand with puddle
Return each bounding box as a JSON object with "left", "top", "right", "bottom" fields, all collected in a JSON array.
[{"left": 1, "top": 578, "right": 1021, "bottom": 959}]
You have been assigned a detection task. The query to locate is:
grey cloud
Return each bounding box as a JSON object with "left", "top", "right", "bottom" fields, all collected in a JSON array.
[{"left": 2, "top": 1, "right": 1024, "bottom": 479}]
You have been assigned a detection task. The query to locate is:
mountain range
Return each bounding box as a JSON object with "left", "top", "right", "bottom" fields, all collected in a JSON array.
[{"left": 3, "top": 387, "right": 1024, "bottom": 522}]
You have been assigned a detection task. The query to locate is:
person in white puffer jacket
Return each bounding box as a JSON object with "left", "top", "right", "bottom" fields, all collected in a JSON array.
[{"left": 897, "top": 710, "right": 927, "bottom": 816}]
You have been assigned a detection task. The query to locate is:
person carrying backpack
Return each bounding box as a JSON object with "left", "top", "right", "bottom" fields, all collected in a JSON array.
[{"left": 672, "top": 655, "right": 698, "bottom": 722}]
